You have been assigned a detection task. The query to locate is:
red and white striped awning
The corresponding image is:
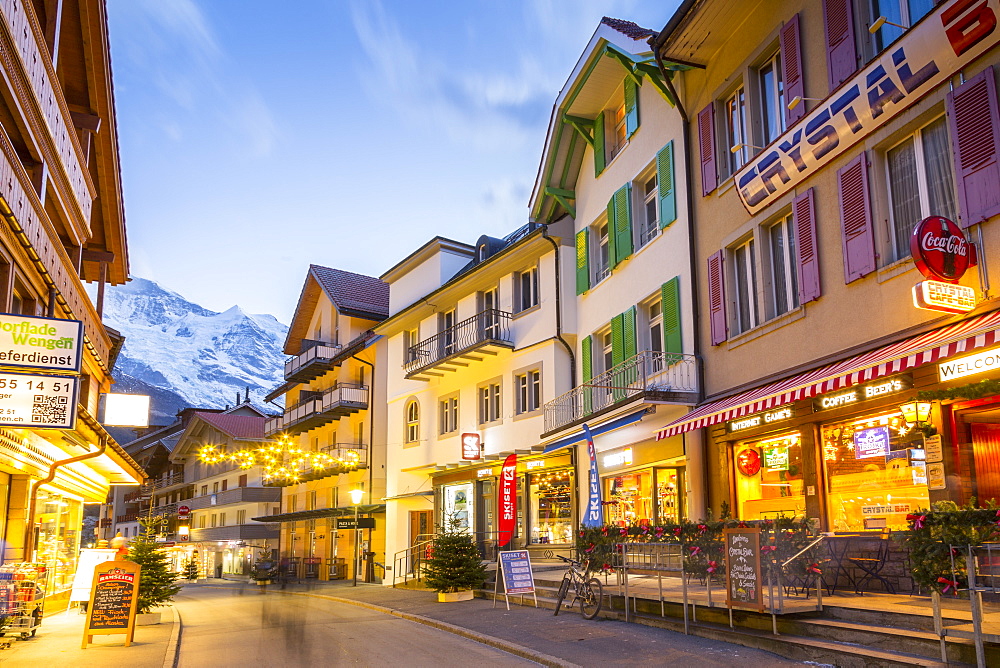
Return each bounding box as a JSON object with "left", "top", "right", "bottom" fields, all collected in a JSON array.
[{"left": 656, "top": 309, "right": 1000, "bottom": 440}]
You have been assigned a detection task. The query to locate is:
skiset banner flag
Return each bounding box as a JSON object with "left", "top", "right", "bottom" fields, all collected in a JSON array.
[
  {"left": 498, "top": 453, "right": 517, "bottom": 548},
  {"left": 582, "top": 424, "right": 603, "bottom": 527}
]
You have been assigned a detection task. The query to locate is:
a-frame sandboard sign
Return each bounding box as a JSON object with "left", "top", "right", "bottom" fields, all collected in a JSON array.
[{"left": 82, "top": 557, "right": 141, "bottom": 648}]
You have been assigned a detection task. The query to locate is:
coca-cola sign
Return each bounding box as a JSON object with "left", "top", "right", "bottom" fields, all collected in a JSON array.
[{"left": 910, "top": 216, "right": 972, "bottom": 282}]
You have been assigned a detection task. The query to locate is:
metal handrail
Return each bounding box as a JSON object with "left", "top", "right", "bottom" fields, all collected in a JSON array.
[
  {"left": 543, "top": 351, "right": 699, "bottom": 432},
  {"left": 266, "top": 383, "right": 369, "bottom": 434},
  {"left": 404, "top": 309, "right": 513, "bottom": 375},
  {"left": 782, "top": 535, "right": 826, "bottom": 568},
  {"left": 284, "top": 342, "right": 342, "bottom": 378}
]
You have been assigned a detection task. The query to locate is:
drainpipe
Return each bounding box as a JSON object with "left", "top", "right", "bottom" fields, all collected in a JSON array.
[
  {"left": 24, "top": 426, "right": 108, "bottom": 559},
  {"left": 540, "top": 225, "right": 576, "bottom": 388}
]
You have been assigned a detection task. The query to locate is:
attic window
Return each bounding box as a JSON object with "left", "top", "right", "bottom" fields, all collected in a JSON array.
[{"left": 479, "top": 244, "right": 488, "bottom": 262}]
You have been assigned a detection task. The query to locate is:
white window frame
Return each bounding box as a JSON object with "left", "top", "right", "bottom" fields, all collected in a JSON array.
[
  {"left": 883, "top": 115, "right": 958, "bottom": 263},
  {"left": 594, "top": 220, "right": 611, "bottom": 284},
  {"left": 237, "top": 509, "right": 246, "bottom": 525},
  {"left": 514, "top": 267, "right": 539, "bottom": 312},
  {"left": 767, "top": 212, "right": 799, "bottom": 318},
  {"left": 731, "top": 236, "right": 759, "bottom": 335},
  {"left": 405, "top": 399, "right": 420, "bottom": 443},
  {"left": 757, "top": 50, "right": 785, "bottom": 147},
  {"left": 404, "top": 327, "right": 419, "bottom": 364},
  {"left": 637, "top": 171, "right": 659, "bottom": 249},
  {"left": 439, "top": 396, "right": 459, "bottom": 435},
  {"left": 725, "top": 85, "right": 748, "bottom": 175},
  {"left": 478, "top": 382, "right": 501, "bottom": 424},
  {"left": 515, "top": 370, "right": 541, "bottom": 415},
  {"left": 646, "top": 296, "right": 664, "bottom": 372}
]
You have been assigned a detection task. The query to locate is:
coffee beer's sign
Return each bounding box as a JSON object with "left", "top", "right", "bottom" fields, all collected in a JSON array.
[
  {"left": 814, "top": 375, "right": 911, "bottom": 411},
  {"left": 735, "top": 0, "right": 1000, "bottom": 214},
  {"left": 726, "top": 407, "right": 794, "bottom": 433},
  {"left": 910, "top": 216, "right": 978, "bottom": 313}
]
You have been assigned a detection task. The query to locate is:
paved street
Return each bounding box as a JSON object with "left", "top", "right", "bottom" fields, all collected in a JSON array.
[{"left": 173, "top": 580, "right": 806, "bottom": 667}]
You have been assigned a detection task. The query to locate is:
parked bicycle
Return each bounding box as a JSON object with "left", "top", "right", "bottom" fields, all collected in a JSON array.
[{"left": 553, "top": 555, "right": 603, "bottom": 619}]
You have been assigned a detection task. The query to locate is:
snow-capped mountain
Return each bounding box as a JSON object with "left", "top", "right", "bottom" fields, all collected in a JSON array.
[{"left": 101, "top": 277, "right": 288, "bottom": 423}]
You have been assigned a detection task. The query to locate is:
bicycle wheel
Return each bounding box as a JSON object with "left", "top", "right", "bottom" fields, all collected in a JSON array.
[
  {"left": 553, "top": 575, "right": 571, "bottom": 616},
  {"left": 580, "top": 578, "right": 603, "bottom": 619}
]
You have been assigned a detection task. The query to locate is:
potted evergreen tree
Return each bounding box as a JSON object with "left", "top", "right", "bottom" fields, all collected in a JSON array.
[
  {"left": 182, "top": 558, "right": 199, "bottom": 582},
  {"left": 127, "top": 516, "right": 181, "bottom": 624},
  {"left": 424, "top": 517, "right": 487, "bottom": 602}
]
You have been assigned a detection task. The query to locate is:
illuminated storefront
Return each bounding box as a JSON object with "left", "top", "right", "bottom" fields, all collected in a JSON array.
[
  {"left": 600, "top": 441, "right": 685, "bottom": 525},
  {"left": 733, "top": 432, "right": 804, "bottom": 521}
]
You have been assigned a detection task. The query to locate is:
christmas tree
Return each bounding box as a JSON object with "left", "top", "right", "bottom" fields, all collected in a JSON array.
[
  {"left": 423, "top": 517, "right": 487, "bottom": 593},
  {"left": 128, "top": 516, "right": 181, "bottom": 613},
  {"left": 183, "top": 558, "right": 199, "bottom": 581}
]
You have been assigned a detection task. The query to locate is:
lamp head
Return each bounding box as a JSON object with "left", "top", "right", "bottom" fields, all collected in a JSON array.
[{"left": 349, "top": 488, "right": 364, "bottom": 505}]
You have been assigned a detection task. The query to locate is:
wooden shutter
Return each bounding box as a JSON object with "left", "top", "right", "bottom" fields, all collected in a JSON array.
[
  {"left": 837, "top": 153, "right": 876, "bottom": 283},
  {"left": 611, "top": 313, "right": 624, "bottom": 367},
  {"left": 613, "top": 184, "right": 632, "bottom": 266},
  {"left": 657, "top": 141, "right": 677, "bottom": 228},
  {"left": 575, "top": 229, "right": 590, "bottom": 295},
  {"left": 593, "top": 113, "right": 606, "bottom": 177},
  {"left": 781, "top": 13, "right": 806, "bottom": 126},
  {"left": 823, "top": 0, "right": 857, "bottom": 91},
  {"left": 606, "top": 198, "right": 618, "bottom": 270},
  {"left": 707, "top": 250, "right": 727, "bottom": 345},
  {"left": 697, "top": 103, "right": 717, "bottom": 196},
  {"left": 581, "top": 335, "right": 593, "bottom": 381},
  {"left": 662, "top": 276, "right": 683, "bottom": 356},
  {"left": 625, "top": 77, "right": 639, "bottom": 139},
  {"left": 622, "top": 306, "right": 637, "bottom": 361},
  {"left": 793, "top": 188, "right": 821, "bottom": 303},
  {"left": 947, "top": 66, "right": 1000, "bottom": 228}
]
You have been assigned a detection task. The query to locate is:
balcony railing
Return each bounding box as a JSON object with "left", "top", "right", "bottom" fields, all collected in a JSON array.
[
  {"left": 543, "top": 351, "right": 699, "bottom": 434},
  {"left": 284, "top": 340, "right": 343, "bottom": 383},
  {"left": 404, "top": 309, "right": 513, "bottom": 379},
  {"left": 264, "top": 383, "right": 369, "bottom": 436},
  {"left": 149, "top": 502, "right": 179, "bottom": 518},
  {"left": 149, "top": 471, "right": 186, "bottom": 489},
  {"left": 115, "top": 514, "right": 138, "bottom": 524}
]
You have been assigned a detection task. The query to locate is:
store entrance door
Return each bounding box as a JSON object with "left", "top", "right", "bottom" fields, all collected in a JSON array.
[
  {"left": 971, "top": 423, "right": 1000, "bottom": 504},
  {"left": 477, "top": 479, "right": 496, "bottom": 559},
  {"left": 655, "top": 467, "right": 685, "bottom": 524},
  {"left": 409, "top": 510, "right": 433, "bottom": 545}
]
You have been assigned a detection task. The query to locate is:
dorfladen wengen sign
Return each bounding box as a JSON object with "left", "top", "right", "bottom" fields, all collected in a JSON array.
[
  {"left": 736, "top": 0, "right": 1000, "bottom": 214},
  {"left": 0, "top": 313, "right": 82, "bottom": 372}
]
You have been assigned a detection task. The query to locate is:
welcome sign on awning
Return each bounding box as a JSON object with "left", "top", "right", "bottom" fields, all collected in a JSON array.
[{"left": 736, "top": 0, "right": 1000, "bottom": 215}]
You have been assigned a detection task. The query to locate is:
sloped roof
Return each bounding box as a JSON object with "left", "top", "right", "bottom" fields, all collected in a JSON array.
[
  {"left": 601, "top": 16, "right": 655, "bottom": 40},
  {"left": 194, "top": 412, "right": 265, "bottom": 440},
  {"left": 311, "top": 265, "right": 389, "bottom": 319}
]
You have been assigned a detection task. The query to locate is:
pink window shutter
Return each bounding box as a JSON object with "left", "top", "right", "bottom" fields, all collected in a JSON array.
[
  {"left": 822, "top": 0, "right": 857, "bottom": 91},
  {"left": 697, "top": 103, "right": 717, "bottom": 196},
  {"left": 707, "top": 250, "right": 727, "bottom": 345},
  {"left": 781, "top": 13, "right": 806, "bottom": 126},
  {"left": 837, "top": 153, "right": 876, "bottom": 283},
  {"left": 793, "top": 188, "right": 821, "bottom": 303},
  {"left": 947, "top": 66, "right": 1000, "bottom": 228}
]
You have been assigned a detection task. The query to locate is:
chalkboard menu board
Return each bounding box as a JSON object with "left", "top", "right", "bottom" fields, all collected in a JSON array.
[
  {"left": 498, "top": 550, "right": 535, "bottom": 595},
  {"left": 82, "top": 559, "right": 141, "bottom": 648},
  {"left": 723, "top": 527, "right": 764, "bottom": 611}
]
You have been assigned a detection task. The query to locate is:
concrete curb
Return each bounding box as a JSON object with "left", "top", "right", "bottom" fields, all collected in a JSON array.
[
  {"left": 162, "top": 605, "right": 182, "bottom": 668},
  {"left": 285, "top": 591, "right": 579, "bottom": 668}
]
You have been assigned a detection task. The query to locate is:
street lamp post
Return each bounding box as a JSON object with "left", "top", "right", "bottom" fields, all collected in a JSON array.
[{"left": 349, "top": 488, "right": 364, "bottom": 587}]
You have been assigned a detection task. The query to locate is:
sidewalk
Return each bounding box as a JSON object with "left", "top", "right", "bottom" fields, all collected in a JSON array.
[{"left": 0, "top": 602, "right": 178, "bottom": 668}]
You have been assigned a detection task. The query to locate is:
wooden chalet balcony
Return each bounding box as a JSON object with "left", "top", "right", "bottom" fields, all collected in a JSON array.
[
  {"left": 115, "top": 513, "right": 138, "bottom": 524},
  {"left": 404, "top": 309, "right": 514, "bottom": 380},
  {"left": 264, "top": 383, "right": 369, "bottom": 437},
  {"left": 542, "top": 351, "right": 699, "bottom": 435},
  {"left": 284, "top": 340, "right": 343, "bottom": 383}
]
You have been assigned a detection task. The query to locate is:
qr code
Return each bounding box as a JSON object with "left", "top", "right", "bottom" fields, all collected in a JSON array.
[{"left": 32, "top": 395, "right": 68, "bottom": 423}]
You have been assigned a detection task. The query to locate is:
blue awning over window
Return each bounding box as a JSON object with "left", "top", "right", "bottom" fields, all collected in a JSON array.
[{"left": 542, "top": 408, "right": 649, "bottom": 454}]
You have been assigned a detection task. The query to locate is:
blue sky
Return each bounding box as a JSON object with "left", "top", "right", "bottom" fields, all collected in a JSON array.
[{"left": 108, "top": 0, "right": 679, "bottom": 324}]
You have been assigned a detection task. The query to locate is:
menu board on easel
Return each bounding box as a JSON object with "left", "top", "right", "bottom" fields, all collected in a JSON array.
[
  {"left": 82, "top": 559, "right": 141, "bottom": 648},
  {"left": 723, "top": 527, "right": 764, "bottom": 611}
]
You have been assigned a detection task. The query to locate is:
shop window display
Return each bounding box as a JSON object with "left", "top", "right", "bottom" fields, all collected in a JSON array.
[
  {"left": 605, "top": 471, "right": 652, "bottom": 525},
  {"left": 823, "top": 411, "right": 928, "bottom": 531},
  {"left": 33, "top": 487, "right": 83, "bottom": 596},
  {"left": 734, "top": 433, "right": 805, "bottom": 520},
  {"left": 528, "top": 469, "right": 573, "bottom": 544},
  {"left": 441, "top": 482, "right": 474, "bottom": 532},
  {"left": 655, "top": 468, "right": 683, "bottom": 524}
]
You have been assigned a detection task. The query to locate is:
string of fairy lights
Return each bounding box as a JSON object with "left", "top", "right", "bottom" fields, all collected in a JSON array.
[{"left": 197, "top": 435, "right": 361, "bottom": 484}]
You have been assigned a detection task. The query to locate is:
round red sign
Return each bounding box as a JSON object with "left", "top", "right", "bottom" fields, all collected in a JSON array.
[
  {"left": 178, "top": 505, "right": 190, "bottom": 517},
  {"left": 736, "top": 449, "right": 762, "bottom": 477},
  {"left": 910, "top": 216, "right": 971, "bottom": 282}
]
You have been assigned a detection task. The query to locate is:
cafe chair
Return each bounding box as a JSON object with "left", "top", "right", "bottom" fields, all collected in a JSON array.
[{"left": 849, "top": 530, "right": 895, "bottom": 595}]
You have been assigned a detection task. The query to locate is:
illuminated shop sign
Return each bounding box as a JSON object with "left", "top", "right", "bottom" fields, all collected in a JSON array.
[
  {"left": 602, "top": 448, "right": 633, "bottom": 469},
  {"left": 476, "top": 468, "right": 494, "bottom": 478},
  {"left": 735, "top": 0, "right": 1000, "bottom": 214},
  {"left": 762, "top": 446, "right": 789, "bottom": 471},
  {"left": 813, "top": 376, "right": 911, "bottom": 411},
  {"left": 913, "top": 280, "right": 977, "bottom": 314},
  {"left": 726, "top": 407, "right": 793, "bottom": 433},
  {"left": 938, "top": 348, "right": 1000, "bottom": 381},
  {"left": 461, "top": 433, "right": 481, "bottom": 460},
  {"left": 525, "top": 460, "right": 545, "bottom": 469},
  {"left": 854, "top": 426, "right": 891, "bottom": 459},
  {"left": 0, "top": 313, "right": 82, "bottom": 372},
  {"left": 736, "top": 449, "right": 762, "bottom": 477}
]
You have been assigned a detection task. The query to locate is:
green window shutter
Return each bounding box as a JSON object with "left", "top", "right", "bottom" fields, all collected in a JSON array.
[
  {"left": 657, "top": 141, "right": 677, "bottom": 228},
  {"left": 581, "top": 335, "right": 593, "bottom": 381},
  {"left": 575, "top": 230, "right": 590, "bottom": 295},
  {"left": 606, "top": 197, "right": 618, "bottom": 270},
  {"left": 611, "top": 314, "right": 624, "bottom": 367},
  {"left": 613, "top": 184, "right": 633, "bottom": 265},
  {"left": 622, "top": 306, "right": 637, "bottom": 361},
  {"left": 662, "top": 276, "right": 683, "bottom": 357},
  {"left": 625, "top": 78, "right": 639, "bottom": 138},
  {"left": 593, "top": 114, "right": 605, "bottom": 177}
]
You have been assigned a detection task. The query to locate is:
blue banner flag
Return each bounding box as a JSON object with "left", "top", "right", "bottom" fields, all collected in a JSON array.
[{"left": 581, "top": 424, "right": 603, "bottom": 527}]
